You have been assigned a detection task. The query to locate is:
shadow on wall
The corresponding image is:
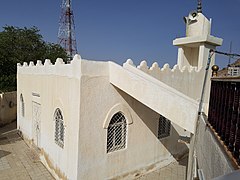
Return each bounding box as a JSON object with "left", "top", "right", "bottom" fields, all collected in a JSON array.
[
  {"left": 160, "top": 128, "right": 189, "bottom": 160},
  {"left": 0, "top": 150, "right": 11, "bottom": 159},
  {"left": 116, "top": 88, "right": 189, "bottom": 160}
]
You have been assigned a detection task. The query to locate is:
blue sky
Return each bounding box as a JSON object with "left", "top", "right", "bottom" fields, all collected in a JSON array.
[{"left": 0, "top": 0, "right": 239, "bottom": 68}]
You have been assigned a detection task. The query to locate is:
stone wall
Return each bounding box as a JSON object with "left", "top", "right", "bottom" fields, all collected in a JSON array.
[
  {"left": 195, "top": 115, "right": 236, "bottom": 179},
  {"left": 0, "top": 91, "right": 17, "bottom": 126}
]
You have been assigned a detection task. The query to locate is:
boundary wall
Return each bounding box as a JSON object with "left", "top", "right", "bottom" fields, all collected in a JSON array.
[{"left": 0, "top": 91, "right": 17, "bottom": 126}]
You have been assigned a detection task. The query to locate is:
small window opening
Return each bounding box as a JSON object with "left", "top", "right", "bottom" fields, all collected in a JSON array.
[
  {"left": 158, "top": 115, "right": 171, "bottom": 139},
  {"left": 20, "top": 94, "right": 25, "bottom": 117},
  {"left": 107, "top": 112, "right": 127, "bottom": 153},
  {"left": 54, "top": 108, "right": 64, "bottom": 148}
]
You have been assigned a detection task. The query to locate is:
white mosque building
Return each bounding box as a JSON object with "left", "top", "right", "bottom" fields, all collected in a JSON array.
[{"left": 17, "top": 4, "right": 222, "bottom": 180}]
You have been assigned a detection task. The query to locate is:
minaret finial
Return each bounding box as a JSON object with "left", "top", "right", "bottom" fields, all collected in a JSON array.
[{"left": 197, "top": 0, "right": 202, "bottom": 13}]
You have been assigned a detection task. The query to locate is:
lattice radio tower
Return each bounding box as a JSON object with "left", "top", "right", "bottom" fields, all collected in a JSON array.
[{"left": 58, "top": 0, "right": 77, "bottom": 61}]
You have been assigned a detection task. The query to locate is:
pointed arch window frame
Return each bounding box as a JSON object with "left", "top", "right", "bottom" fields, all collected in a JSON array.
[
  {"left": 107, "top": 112, "right": 127, "bottom": 153},
  {"left": 54, "top": 108, "right": 65, "bottom": 148},
  {"left": 104, "top": 104, "right": 133, "bottom": 153}
]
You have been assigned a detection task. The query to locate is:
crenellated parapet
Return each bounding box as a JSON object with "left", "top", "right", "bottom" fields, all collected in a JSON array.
[
  {"left": 123, "top": 59, "right": 205, "bottom": 101},
  {"left": 18, "top": 55, "right": 206, "bottom": 102},
  {"left": 18, "top": 54, "right": 207, "bottom": 106},
  {"left": 18, "top": 57, "right": 64, "bottom": 67},
  {"left": 17, "top": 54, "right": 82, "bottom": 79}
]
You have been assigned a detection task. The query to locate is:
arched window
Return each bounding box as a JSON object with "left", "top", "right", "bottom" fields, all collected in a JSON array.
[
  {"left": 54, "top": 108, "right": 64, "bottom": 148},
  {"left": 20, "top": 94, "right": 25, "bottom": 117},
  {"left": 107, "top": 112, "right": 127, "bottom": 153}
]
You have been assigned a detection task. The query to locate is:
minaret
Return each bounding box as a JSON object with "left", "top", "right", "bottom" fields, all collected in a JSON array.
[{"left": 173, "top": 0, "right": 223, "bottom": 70}]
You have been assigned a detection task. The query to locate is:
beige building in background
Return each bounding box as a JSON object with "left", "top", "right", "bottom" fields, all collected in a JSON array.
[{"left": 17, "top": 8, "right": 222, "bottom": 180}]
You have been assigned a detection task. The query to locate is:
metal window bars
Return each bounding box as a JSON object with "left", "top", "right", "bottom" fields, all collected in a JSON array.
[
  {"left": 54, "top": 108, "right": 64, "bottom": 148},
  {"left": 107, "top": 112, "right": 127, "bottom": 153},
  {"left": 158, "top": 115, "right": 171, "bottom": 139}
]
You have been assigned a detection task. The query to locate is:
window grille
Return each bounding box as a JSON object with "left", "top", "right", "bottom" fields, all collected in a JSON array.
[
  {"left": 107, "top": 112, "right": 127, "bottom": 153},
  {"left": 20, "top": 94, "right": 25, "bottom": 117},
  {"left": 54, "top": 108, "right": 64, "bottom": 148},
  {"left": 158, "top": 115, "right": 171, "bottom": 139}
]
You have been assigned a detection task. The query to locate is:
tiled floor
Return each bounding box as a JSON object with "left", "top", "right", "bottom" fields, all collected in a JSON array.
[
  {"left": 0, "top": 122, "right": 187, "bottom": 180},
  {"left": 0, "top": 122, "right": 54, "bottom": 180},
  {"left": 137, "top": 157, "right": 188, "bottom": 180}
]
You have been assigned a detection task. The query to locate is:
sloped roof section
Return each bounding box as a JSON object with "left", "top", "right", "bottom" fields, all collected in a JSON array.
[{"left": 109, "top": 62, "right": 198, "bottom": 133}]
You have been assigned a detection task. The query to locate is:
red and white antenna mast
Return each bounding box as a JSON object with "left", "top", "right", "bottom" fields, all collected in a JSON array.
[{"left": 58, "top": 0, "right": 77, "bottom": 62}]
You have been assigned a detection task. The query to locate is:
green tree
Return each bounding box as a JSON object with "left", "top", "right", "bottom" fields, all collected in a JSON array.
[{"left": 0, "top": 26, "right": 67, "bottom": 92}]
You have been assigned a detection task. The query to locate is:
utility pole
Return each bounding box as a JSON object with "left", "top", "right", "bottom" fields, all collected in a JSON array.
[{"left": 58, "top": 0, "right": 77, "bottom": 62}]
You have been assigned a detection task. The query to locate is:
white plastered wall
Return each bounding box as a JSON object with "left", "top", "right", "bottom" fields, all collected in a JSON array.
[
  {"left": 17, "top": 56, "right": 204, "bottom": 179},
  {"left": 17, "top": 56, "right": 81, "bottom": 180},
  {"left": 77, "top": 60, "right": 189, "bottom": 179}
]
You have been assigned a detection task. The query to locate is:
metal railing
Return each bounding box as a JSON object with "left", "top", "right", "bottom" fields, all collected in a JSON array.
[{"left": 208, "top": 78, "right": 240, "bottom": 164}]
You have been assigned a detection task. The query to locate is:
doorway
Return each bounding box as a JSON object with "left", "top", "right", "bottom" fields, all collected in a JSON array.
[{"left": 32, "top": 101, "right": 41, "bottom": 147}]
